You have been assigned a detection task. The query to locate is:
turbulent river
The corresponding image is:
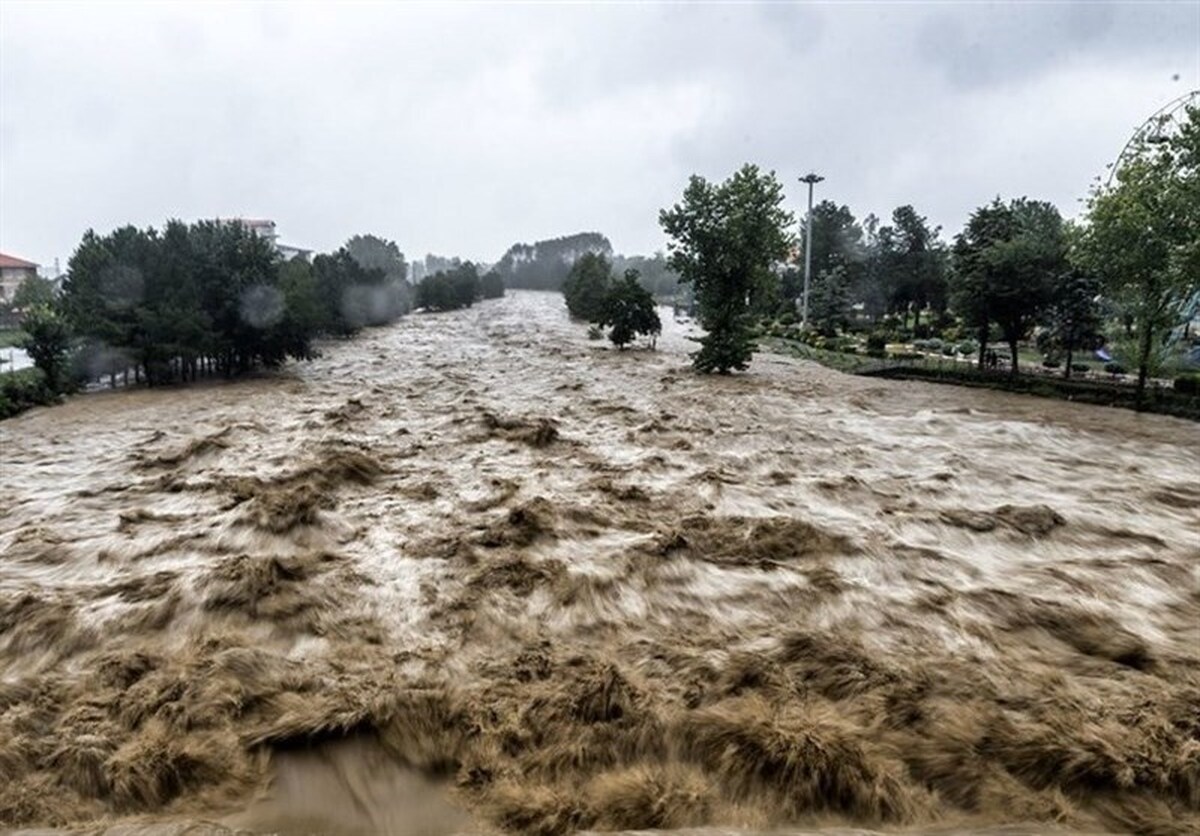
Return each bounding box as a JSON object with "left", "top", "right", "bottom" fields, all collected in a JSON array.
[{"left": 1, "top": 291, "right": 1198, "bottom": 835}]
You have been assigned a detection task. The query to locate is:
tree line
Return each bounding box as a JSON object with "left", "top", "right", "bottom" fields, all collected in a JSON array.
[
  {"left": 414, "top": 262, "right": 505, "bottom": 312},
  {"left": 17, "top": 225, "right": 436, "bottom": 394},
  {"left": 655, "top": 104, "right": 1198, "bottom": 401}
]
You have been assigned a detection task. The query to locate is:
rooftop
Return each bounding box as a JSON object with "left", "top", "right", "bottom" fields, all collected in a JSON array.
[{"left": 0, "top": 252, "right": 38, "bottom": 269}]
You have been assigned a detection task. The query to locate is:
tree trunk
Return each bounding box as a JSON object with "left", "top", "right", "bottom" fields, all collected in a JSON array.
[
  {"left": 977, "top": 322, "right": 988, "bottom": 369},
  {"left": 1136, "top": 322, "right": 1153, "bottom": 408},
  {"left": 1008, "top": 335, "right": 1019, "bottom": 377},
  {"left": 1063, "top": 344, "right": 1073, "bottom": 380}
]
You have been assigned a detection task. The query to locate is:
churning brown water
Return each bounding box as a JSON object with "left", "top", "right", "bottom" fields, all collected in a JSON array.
[{"left": 1, "top": 291, "right": 1198, "bottom": 836}]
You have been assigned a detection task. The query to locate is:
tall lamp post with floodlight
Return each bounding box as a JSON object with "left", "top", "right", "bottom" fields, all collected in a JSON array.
[{"left": 798, "top": 172, "right": 824, "bottom": 327}]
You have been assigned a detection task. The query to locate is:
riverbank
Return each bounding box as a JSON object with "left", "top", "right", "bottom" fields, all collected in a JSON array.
[{"left": 763, "top": 337, "right": 1200, "bottom": 421}]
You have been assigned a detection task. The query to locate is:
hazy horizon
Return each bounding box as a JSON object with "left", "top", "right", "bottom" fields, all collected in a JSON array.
[{"left": 2, "top": 1, "right": 1198, "bottom": 270}]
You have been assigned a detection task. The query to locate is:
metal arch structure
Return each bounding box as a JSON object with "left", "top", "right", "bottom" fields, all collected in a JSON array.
[{"left": 1106, "top": 89, "right": 1200, "bottom": 187}]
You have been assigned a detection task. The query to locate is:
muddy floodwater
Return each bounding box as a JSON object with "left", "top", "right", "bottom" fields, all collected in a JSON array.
[{"left": 1, "top": 291, "right": 1198, "bottom": 835}]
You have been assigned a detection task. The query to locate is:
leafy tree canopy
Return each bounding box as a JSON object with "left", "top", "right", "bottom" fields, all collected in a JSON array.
[
  {"left": 12, "top": 276, "right": 55, "bottom": 311},
  {"left": 20, "top": 305, "right": 71, "bottom": 392},
  {"left": 1079, "top": 104, "right": 1200, "bottom": 397},
  {"left": 660, "top": 163, "right": 794, "bottom": 373},
  {"left": 951, "top": 197, "right": 1067, "bottom": 374},
  {"left": 601, "top": 269, "right": 662, "bottom": 349},
  {"left": 416, "top": 263, "right": 481, "bottom": 312},
  {"left": 562, "top": 252, "right": 612, "bottom": 322}
]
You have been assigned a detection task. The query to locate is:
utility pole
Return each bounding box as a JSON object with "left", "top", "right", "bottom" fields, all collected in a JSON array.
[{"left": 798, "top": 172, "right": 824, "bottom": 328}]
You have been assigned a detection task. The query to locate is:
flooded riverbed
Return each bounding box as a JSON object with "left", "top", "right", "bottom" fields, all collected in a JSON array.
[{"left": 1, "top": 291, "right": 1198, "bottom": 834}]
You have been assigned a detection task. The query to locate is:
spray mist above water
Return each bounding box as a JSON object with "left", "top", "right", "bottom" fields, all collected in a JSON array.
[{"left": 0, "top": 293, "right": 1197, "bottom": 836}]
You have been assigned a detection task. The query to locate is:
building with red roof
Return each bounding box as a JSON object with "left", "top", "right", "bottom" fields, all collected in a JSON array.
[{"left": 0, "top": 252, "right": 39, "bottom": 304}]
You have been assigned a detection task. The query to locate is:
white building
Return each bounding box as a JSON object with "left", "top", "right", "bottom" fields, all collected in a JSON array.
[{"left": 219, "top": 218, "right": 312, "bottom": 262}]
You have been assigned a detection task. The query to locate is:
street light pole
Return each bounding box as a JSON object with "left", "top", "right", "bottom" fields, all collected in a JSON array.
[{"left": 798, "top": 172, "right": 823, "bottom": 328}]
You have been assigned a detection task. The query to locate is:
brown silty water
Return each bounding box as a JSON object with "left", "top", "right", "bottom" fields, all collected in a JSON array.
[{"left": 1, "top": 291, "right": 1198, "bottom": 835}]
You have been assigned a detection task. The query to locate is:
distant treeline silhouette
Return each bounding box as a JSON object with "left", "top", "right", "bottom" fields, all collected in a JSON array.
[{"left": 492, "top": 231, "right": 682, "bottom": 299}]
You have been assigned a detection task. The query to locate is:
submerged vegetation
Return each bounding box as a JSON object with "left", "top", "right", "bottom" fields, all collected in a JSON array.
[
  {"left": 660, "top": 164, "right": 794, "bottom": 373},
  {"left": 562, "top": 255, "right": 661, "bottom": 349}
]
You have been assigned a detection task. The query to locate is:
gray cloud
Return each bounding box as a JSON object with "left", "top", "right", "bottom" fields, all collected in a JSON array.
[{"left": 1, "top": 1, "right": 1197, "bottom": 271}]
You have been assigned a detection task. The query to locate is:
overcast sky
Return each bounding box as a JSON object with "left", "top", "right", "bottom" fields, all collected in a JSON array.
[{"left": 2, "top": 1, "right": 1198, "bottom": 269}]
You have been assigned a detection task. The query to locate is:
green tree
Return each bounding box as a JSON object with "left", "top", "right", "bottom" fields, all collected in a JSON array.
[
  {"left": 562, "top": 252, "right": 612, "bottom": 322},
  {"left": 12, "top": 276, "right": 55, "bottom": 311},
  {"left": 480, "top": 270, "right": 505, "bottom": 299},
  {"left": 20, "top": 305, "right": 72, "bottom": 392},
  {"left": 951, "top": 198, "right": 1067, "bottom": 375},
  {"left": 1042, "top": 228, "right": 1103, "bottom": 378},
  {"left": 660, "top": 164, "right": 794, "bottom": 373},
  {"left": 60, "top": 219, "right": 316, "bottom": 386},
  {"left": 415, "top": 263, "right": 480, "bottom": 312},
  {"left": 886, "top": 206, "right": 948, "bottom": 329},
  {"left": 1080, "top": 105, "right": 1200, "bottom": 400},
  {"left": 807, "top": 265, "right": 853, "bottom": 336},
  {"left": 797, "top": 201, "right": 863, "bottom": 318},
  {"left": 311, "top": 248, "right": 389, "bottom": 335},
  {"left": 601, "top": 269, "right": 662, "bottom": 349},
  {"left": 345, "top": 233, "right": 410, "bottom": 318}
]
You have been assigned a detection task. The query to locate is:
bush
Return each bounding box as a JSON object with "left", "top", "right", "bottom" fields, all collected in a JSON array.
[
  {"left": 1042, "top": 358, "right": 1062, "bottom": 369},
  {"left": 1174, "top": 375, "right": 1199, "bottom": 395},
  {"left": 941, "top": 345, "right": 956, "bottom": 356},
  {"left": 779, "top": 311, "right": 796, "bottom": 326},
  {"left": 889, "top": 351, "right": 924, "bottom": 361},
  {"left": 956, "top": 340, "right": 978, "bottom": 356},
  {"left": 20, "top": 305, "right": 72, "bottom": 393},
  {"left": 866, "top": 333, "right": 887, "bottom": 354},
  {"left": 1104, "top": 362, "right": 1127, "bottom": 376},
  {"left": 1072, "top": 363, "right": 1090, "bottom": 374},
  {"left": 0, "top": 368, "right": 56, "bottom": 419}
]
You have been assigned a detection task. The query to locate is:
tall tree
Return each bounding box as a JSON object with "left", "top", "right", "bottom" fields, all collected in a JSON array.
[
  {"left": 562, "top": 252, "right": 612, "bottom": 323},
  {"left": 951, "top": 198, "right": 1067, "bottom": 375},
  {"left": 660, "top": 164, "right": 794, "bottom": 373},
  {"left": 345, "top": 233, "right": 411, "bottom": 317},
  {"left": 807, "top": 265, "right": 853, "bottom": 336},
  {"left": 887, "top": 205, "right": 948, "bottom": 328},
  {"left": 1042, "top": 263, "right": 1103, "bottom": 379},
  {"left": 1080, "top": 104, "right": 1200, "bottom": 400},
  {"left": 796, "top": 201, "right": 863, "bottom": 325}
]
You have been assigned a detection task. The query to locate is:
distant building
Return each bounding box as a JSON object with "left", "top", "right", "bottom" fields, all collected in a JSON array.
[
  {"left": 218, "top": 218, "right": 312, "bottom": 262},
  {"left": 0, "top": 252, "right": 39, "bottom": 303},
  {"left": 276, "top": 243, "right": 313, "bottom": 262},
  {"left": 226, "top": 218, "right": 278, "bottom": 246}
]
